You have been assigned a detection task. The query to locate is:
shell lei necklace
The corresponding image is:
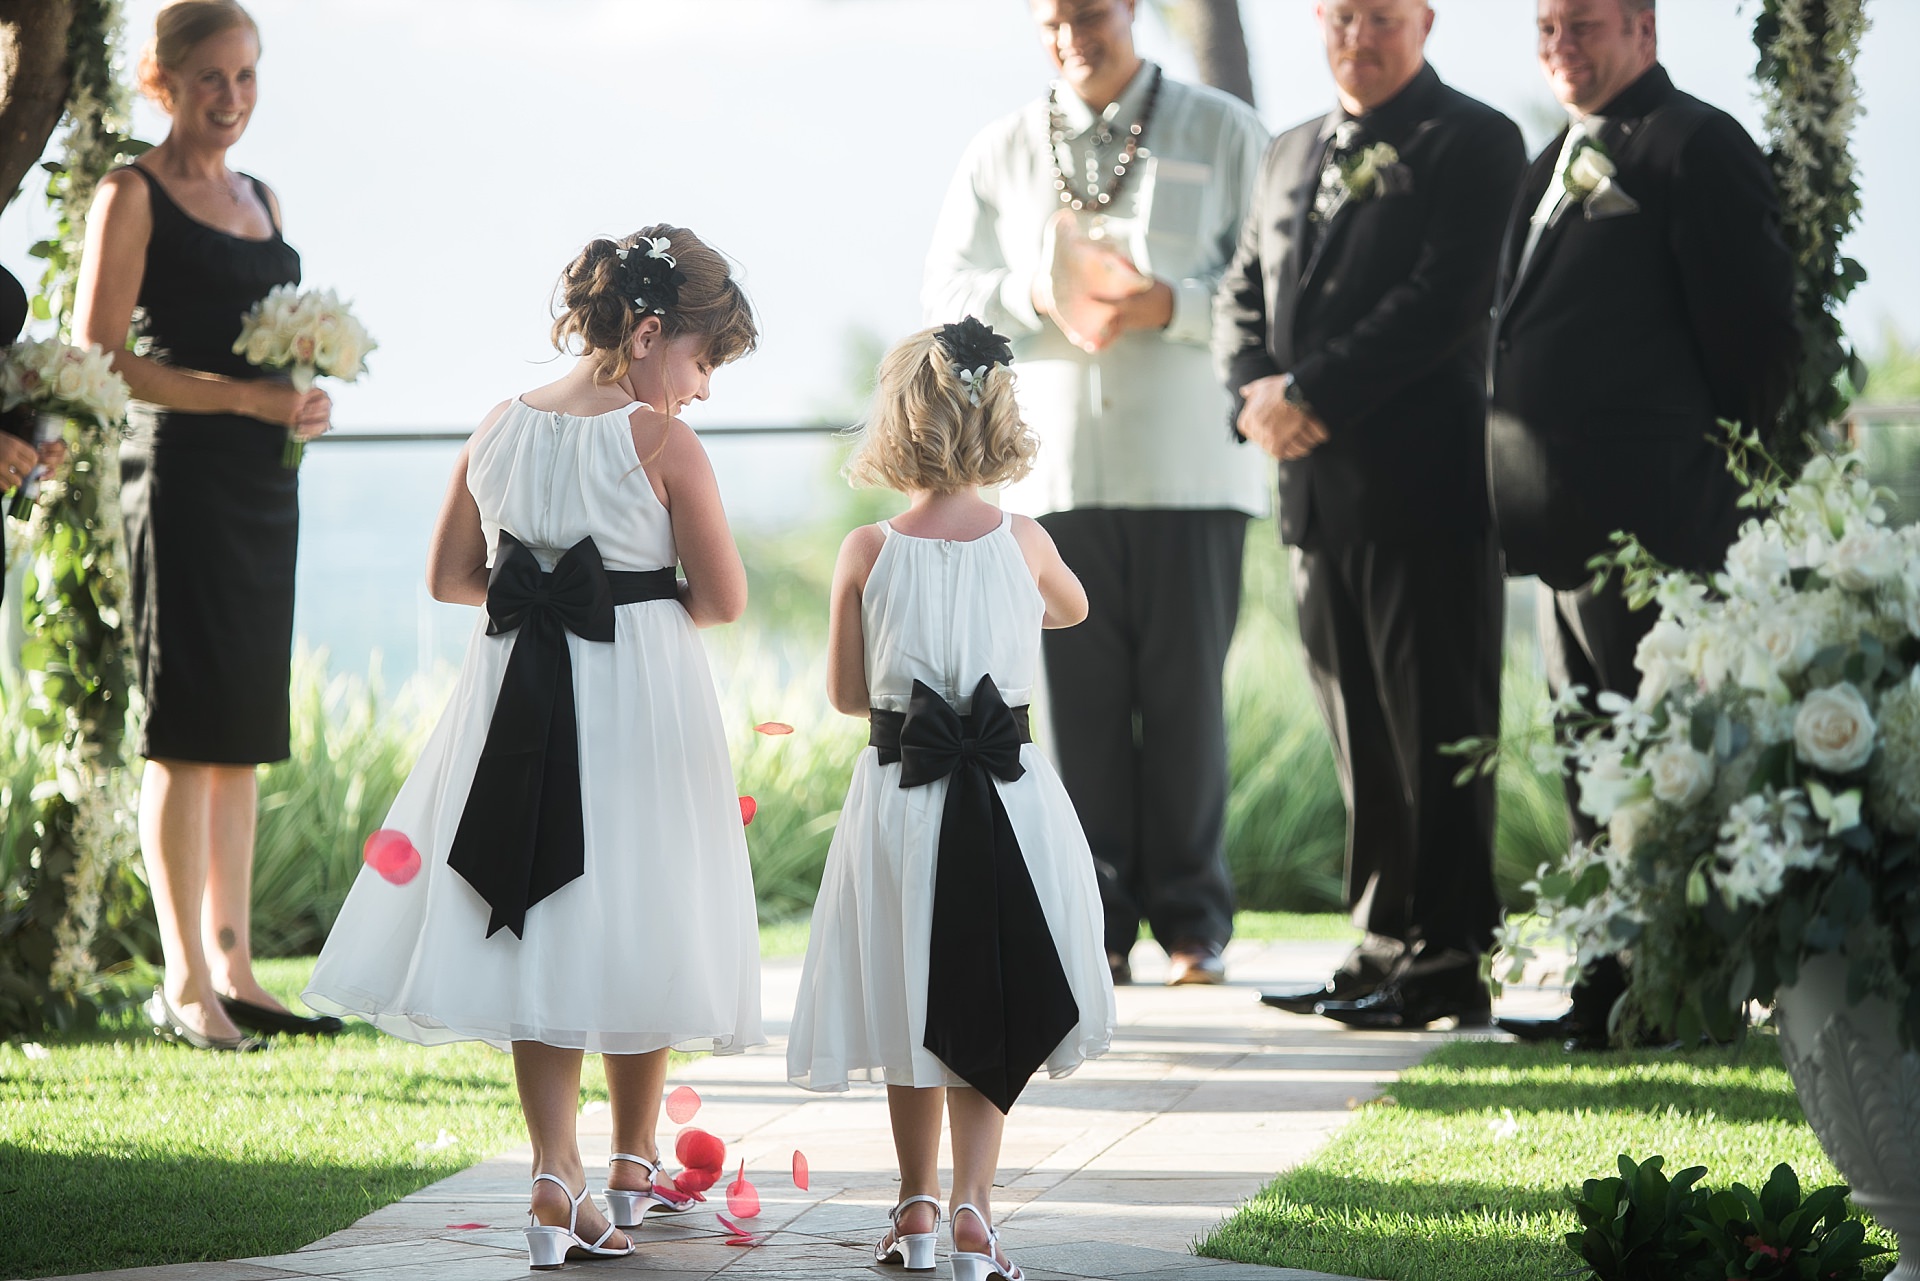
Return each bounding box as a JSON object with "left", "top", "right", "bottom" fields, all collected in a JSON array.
[{"left": 1046, "top": 65, "right": 1165, "bottom": 217}]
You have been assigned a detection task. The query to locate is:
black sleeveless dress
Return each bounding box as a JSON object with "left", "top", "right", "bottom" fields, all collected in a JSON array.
[{"left": 118, "top": 165, "right": 302, "bottom": 764}]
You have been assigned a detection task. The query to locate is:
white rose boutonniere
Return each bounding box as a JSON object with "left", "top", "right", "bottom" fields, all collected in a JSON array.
[
  {"left": 1340, "top": 141, "right": 1411, "bottom": 203},
  {"left": 1563, "top": 135, "right": 1640, "bottom": 219}
]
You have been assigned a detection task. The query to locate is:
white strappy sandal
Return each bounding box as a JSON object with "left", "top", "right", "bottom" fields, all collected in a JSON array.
[
  {"left": 950, "top": 1202, "right": 1022, "bottom": 1281},
  {"left": 606, "top": 1152, "right": 698, "bottom": 1226},
  {"left": 875, "top": 1193, "right": 943, "bottom": 1270},
  {"left": 524, "top": 1172, "right": 635, "bottom": 1270}
]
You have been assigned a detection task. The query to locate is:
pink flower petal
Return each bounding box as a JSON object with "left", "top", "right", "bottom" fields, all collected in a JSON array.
[
  {"left": 676, "top": 1126, "right": 726, "bottom": 1174},
  {"left": 791, "top": 1150, "right": 809, "bottom": 1190},
  {"left": 754, "top": 722, "right": 795, "bottom": 736},
  {"left": 723, "top": 1234, "right": 764, "bottom": 1247},
  {"left": 739, "top": 795, "right": 757, "bottom": 825},
  {"left": 726, "top": 1160, "right": 760, "bottom": 1219},
  {"left": 445, "top": 1223, "right": 487, "bottom": 1230},
  {"left": 363, "top": 829, "right": 421, "bottom": 885},
  {"left": 665, "top": 1085, "right": 701, "bottom": 1125},
  {"left": 715, "top": 1211, "right": 752, "bottom": 1238}
]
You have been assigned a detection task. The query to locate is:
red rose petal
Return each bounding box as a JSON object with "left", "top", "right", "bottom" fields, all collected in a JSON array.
[
  {"left": 363, "top": 829, "right": 421, "bottom": 885},
  {"left": 445, "top": 1222, "right": 487, "bottom": 1230},
  {"left": 739, "top": 795, "right": 757, "bottom": 825},
  {"left": 726, "top": 1160, "right": 760, "bottom": 1219},
  {"left": 715, "top": 1211, "right": 753, "bottom": 1238},
  {"left": 676, "top": 1126, "right": 726, "bottom": 1173},
  {"left": 723, "top": 1234, "right": 764, "bottom": 1247},
  {"left": 754, "top": 721, "right": 795, "bottom": 736},
  {"left": 650, "top": 1182, "right": 694, "bottom": 1206},
  {"left": 665, "top": 1085, "right": 701, "bottom": 1125},
  {"left": 791, "top": 1150, "right": 809, "bottom": 1190}
]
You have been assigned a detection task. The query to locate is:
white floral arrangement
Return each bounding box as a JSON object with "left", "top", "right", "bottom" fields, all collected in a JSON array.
[
  {"left": 231, "top": 284, "right": 375, "bottom": 466},
  {"left": 1492, "top": 433, "right": 1920, "bottom": 1047},
  {"left": 0, "top": 337, "right": 130, "bottom": 431}
]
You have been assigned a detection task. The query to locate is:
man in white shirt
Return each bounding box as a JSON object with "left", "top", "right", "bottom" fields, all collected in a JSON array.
[{"left": 925, "top": 0, "right": 1268, "bottom": 986}]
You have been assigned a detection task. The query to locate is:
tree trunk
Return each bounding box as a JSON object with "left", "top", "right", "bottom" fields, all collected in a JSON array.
[
  {"left": 0, "top": 0, "right": 73, "bottom": 212},
  {"left": 1167, "top": 0, "right": 1255, "bottom": 107}
]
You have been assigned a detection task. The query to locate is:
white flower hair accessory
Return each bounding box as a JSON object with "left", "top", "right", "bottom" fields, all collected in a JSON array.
[{"left": 956, "top": 365, "right": 991, "bottom": 407}]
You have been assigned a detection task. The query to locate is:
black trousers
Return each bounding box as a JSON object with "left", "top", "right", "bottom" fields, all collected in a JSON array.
[
  {"left": 1538, "top": 578, "right": 1654, "bottom": 1021},
  {"left": 1292, "top": 531, "right": 1502, "bottom": 953},
  {"left": 1038, "top": 508, "right": 1246, "bottom": 957}
]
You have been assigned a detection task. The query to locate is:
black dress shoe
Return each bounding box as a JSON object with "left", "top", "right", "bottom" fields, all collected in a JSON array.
[
  {"left": 1259, "top": 969, "right": 1381, "bottom": 1015},
  {"left": 1259, "top": 936, "right": 1405, "bottom": 1014},
  {"left": 1107, "top": 952, "right": 1133, "bottom": 986},
  {"left": 1495, "top": 1013, "right": 1613, "bottom": 1051},
  {"left": 1315, "top": 948, "right": 1490, "bottom": 1030},
  {"left": 220, "top": 995, "right": 345, "bottom": 1037}
]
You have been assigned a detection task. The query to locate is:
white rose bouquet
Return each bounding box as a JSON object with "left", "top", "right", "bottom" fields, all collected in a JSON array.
[
  {"left": 1484, "top": 429, "right": 1920, "bottom": 1048},
  {"left": 0, "top": 338, "right": 131, "bottom": 515},
  {"left": 231, "top": 284, "right": 375, "bottom": 467}
]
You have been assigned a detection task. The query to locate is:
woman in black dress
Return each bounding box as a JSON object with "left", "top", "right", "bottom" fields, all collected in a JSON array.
[{"left": 73, "top": 0, "right": 335, "bottom": 1050}]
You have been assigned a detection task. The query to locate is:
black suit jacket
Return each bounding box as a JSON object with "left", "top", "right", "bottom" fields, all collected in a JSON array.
[
  {"left": 1214, "top": 63, "right": 1525, "bottom": 548},
  {"left": 1487, "top": 64, "right": 1798, "bottom": 589}
]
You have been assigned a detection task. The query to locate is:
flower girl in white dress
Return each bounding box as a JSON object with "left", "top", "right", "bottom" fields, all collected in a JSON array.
[
  {"left": 305, "top": 227, "right": 763, "bottom": 1269},
  {"left": 787, "top": 320, "right": 1116, "bottom": 1281}
]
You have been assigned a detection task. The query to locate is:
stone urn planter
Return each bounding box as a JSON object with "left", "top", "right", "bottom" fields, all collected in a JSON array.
[{"left": 1773, "top": 954, "right": 1920, "bottom": 1280}]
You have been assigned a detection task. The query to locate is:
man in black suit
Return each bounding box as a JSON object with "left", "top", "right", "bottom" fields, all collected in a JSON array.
[
  {"left": 1487, "top": 0, "right": 1798, "bottom": 1048},
  {"left": 1215, "top": 0, "right": 1525, "bottom": 1028}
]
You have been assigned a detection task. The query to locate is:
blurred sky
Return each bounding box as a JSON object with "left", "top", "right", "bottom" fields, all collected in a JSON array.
[{"left": 2, "top": 0, "right": 1914, "bottom": 430}]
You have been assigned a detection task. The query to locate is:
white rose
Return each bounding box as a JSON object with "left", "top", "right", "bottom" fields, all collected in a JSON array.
[
  {"left": 1793, "top": 682, "right": 1876, "bottom": 774},
  {"left": 1576, "top": 750, "right": 1650, "bottom": 823},
  {"left": 1753, "top": 608, "right": 1819, "bottom": 678},
  {"left": 51, "top": 361, "right": 85, "bottom": 400},
  {"left": 1646, "top": 741, "right": 1715, "bottom": 809},
  {"left": 1824, "top": 523, "right": 1904, "bottom": 592},
  {"left": 1567, "top": 145, "right": 1615, "bottom": 193},
  {"left": 1724, "top": 527, "right": 1791, "bottom": 596},
  {"left": 1633, "top": 618, "right": 1691, "bottom": 706}
]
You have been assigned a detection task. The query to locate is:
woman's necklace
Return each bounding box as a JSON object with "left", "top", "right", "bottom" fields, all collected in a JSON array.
[{"left": 1046, "top": 65, "right": 1164, "bottom": 214}]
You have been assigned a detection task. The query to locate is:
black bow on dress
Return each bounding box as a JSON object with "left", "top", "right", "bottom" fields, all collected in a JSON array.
[
  {"left": 874, "top": 675, "right": 1080, "bottom": 1113},
  {"left": 447, "top": 532, "right": 622, "bottom": 939}
]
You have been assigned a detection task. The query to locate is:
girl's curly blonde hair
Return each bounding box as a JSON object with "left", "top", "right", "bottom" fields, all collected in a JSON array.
[{"left": 844, "top": 327, "right": 1038, "bottom": 494}]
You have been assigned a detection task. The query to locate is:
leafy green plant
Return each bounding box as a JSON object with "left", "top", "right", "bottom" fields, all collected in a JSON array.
[
  {"left": 1568, "top": 1153, "right": 1714, "bottom": 1281},
  {"left": 1566, "top": 1155, "right": 1887, "bottom": 1281},
  {"left": 1688, "top": 1164, "right": 1888, "bottom": 1281}
]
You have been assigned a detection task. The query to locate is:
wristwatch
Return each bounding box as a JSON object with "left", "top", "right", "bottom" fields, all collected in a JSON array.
[{"left": 1282, "top": 372, "right": 1313, "bottom": 412}]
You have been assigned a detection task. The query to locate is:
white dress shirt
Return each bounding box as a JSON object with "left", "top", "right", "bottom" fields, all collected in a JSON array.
[{"left": 924, "top": 63, "right": 1271, "bottom": 518}]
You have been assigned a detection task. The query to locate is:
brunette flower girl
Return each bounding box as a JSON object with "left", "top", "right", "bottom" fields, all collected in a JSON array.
[
  {"left": 306, "top": 227, "right": 762, "bottom": 1269},
  {"left": 787, "top": 319, "right": 1116, "bottom": 1281}
]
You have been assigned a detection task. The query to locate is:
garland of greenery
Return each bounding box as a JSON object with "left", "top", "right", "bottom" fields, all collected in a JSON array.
[
  {"left": 2, "top": 0, "right": 146, "bottom": 1035},
  {"left": 1753, "top": 0, "right": 1870, "bottom": 473}
]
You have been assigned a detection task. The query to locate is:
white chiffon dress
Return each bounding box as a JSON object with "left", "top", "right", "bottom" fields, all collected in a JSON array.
[
  {"left": 305, "top": 399, "right": 763, "bottom": 1055},
  {"left": 786, "top": 514, "right": 1114, "bottom": 1092}
]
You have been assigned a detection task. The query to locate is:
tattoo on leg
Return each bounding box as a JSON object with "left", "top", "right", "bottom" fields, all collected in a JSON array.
[{"left": 218, "top": 927, "right": 236, "bottom": 952}]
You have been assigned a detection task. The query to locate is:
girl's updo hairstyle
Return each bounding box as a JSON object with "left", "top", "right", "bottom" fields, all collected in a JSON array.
[
  {"left": 845, "top": 326, "right": 1037, "bottom": 495},
  {"left": 550, "top": 225, "right": 758, "bottom": 386},
  {"left": 137, "top": 0, "right": 260, "bottom": 113}
]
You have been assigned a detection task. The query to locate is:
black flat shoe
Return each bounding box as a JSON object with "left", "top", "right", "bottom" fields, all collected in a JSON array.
[
  {"left": 220, "top": 995, "right": 344, "bottom": 1037},
  {"left": 148, "top": 989, "right": 267, "bottom": 1053},
  {"left": 1107, "top": 951, "right": 1133, "bottom": 986}
]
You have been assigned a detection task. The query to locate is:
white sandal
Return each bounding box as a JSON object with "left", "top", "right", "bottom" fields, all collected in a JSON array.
[
  {"left": 950, "top": 1202, "right": 1022, "bottom": 1281},
  {"left": 525, "top": 1172, "right": 634, "bottom": 1270},
  {"left": 875, "top": 1193, "right": 943, "bottom": 1270},
  {"left": 604, "top": 1152, "right": 675, "bottom": 1227}
]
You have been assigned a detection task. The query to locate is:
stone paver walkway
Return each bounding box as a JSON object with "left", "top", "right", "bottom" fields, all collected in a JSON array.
[{"left": 50, "top": 939, "right": 1572, "bottom": 1281}]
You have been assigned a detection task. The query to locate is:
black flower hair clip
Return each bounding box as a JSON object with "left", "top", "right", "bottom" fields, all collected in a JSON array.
[
  {"left": 613, "top": 236, "right": 686, "bottom": 318},
  {"left": 934, "top": 317, "right": 1015, "bottom": 406}
]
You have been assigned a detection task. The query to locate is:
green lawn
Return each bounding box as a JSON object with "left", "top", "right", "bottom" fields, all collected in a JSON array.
[
  {"left": 0, "top": 958, "right": 543, "bottom": 1279},
  {"left": 1197, "top": 1037, "right": 1895, "bottom": 1281}
]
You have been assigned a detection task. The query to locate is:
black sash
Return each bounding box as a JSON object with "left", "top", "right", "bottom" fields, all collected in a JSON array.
[
  {"left": 870, "top": 675, "right": 1079, "bottom": 1113},
  {"left": 447, "top": 531, "right": 677, "bottom": 939}
]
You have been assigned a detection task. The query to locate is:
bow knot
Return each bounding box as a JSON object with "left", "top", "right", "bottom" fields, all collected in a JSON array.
[
  {"left": 484, "top": 532, "right": 616, "bottom": 644},
  {"left": 896, "top": 677, "right": 1027, "bottom": 790}
]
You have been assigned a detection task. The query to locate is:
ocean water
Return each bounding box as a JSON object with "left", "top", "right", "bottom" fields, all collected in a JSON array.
[{"left": 292, "top": 430, "right": 840, "bottom": 680}]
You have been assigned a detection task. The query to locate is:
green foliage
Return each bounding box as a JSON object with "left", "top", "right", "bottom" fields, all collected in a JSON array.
[
  {"left": 1567, "top": 1154, "right": 1712, "bottom": 1280},
  {"left": 1752, "top": 0, "right": 1871, "bottom": 472},
  {"left": 1568, "top": 1154, "right": 1888, "bottom": 1281}
]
